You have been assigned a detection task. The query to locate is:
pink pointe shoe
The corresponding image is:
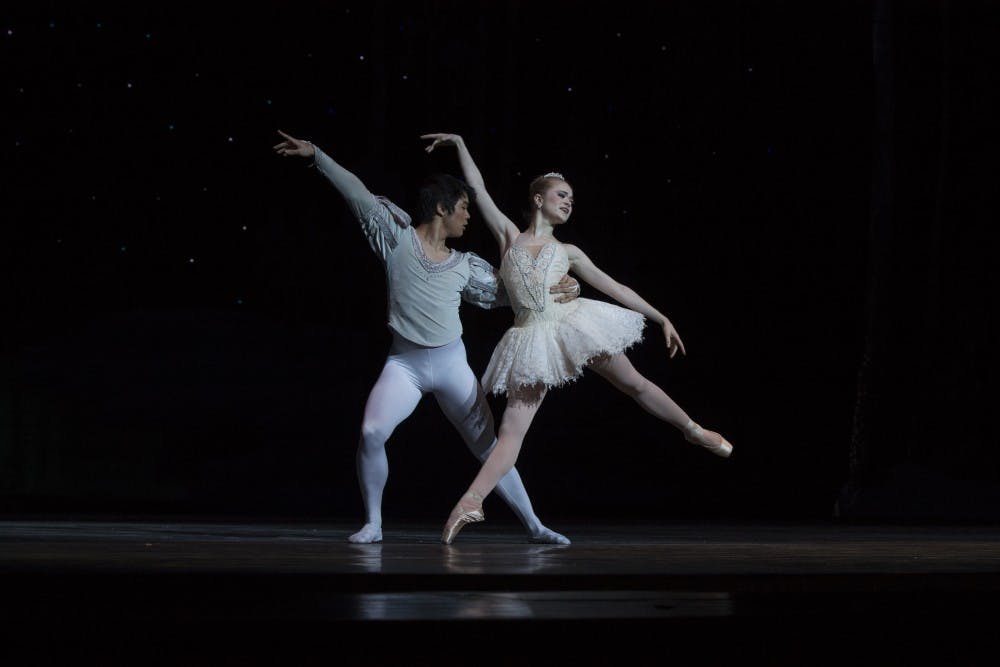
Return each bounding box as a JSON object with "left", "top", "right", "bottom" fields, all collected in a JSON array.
[
  {"left": 441, "top": 492, "right": 485, "bottom": 544},
  {"left": 683, "top": 419, "right": 733, "bottom": 458}
]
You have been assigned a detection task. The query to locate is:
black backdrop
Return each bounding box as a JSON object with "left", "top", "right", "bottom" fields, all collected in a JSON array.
[{"left": 3, "top": 1, "right": 995, "bottom": 522}]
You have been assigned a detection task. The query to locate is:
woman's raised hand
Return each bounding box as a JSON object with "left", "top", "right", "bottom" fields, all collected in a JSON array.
[
  {"left": 662, "top": 319, "right": 687, "bottom": 359},
  {"left": 421, "top": 133, "right": 463, "bottom": 153},
  {"left": 273, "top": 130, "right": 315, "bottom": 159}
]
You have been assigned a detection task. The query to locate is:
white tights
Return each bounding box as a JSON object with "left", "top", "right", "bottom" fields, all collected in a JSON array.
[{"left": 351, "top": 333, "right": 566, "bottom": 544}]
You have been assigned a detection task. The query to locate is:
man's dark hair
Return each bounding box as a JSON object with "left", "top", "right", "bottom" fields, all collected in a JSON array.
[{"left": 417, "top": 173, "right": 476, "bottom": 223}]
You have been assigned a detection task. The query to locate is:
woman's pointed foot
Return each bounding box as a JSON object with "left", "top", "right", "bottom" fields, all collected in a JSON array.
[
  {"left": 442, "top": 492, "right": 485, "bottom": 544},
  {"left": 683, "top": 419, "right": 733, "bottom": 458}
]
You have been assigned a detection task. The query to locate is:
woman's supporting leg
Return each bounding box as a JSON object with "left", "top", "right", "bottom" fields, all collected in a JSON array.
[
  {"left": 442, "top": 384, "right": 547, "bottom": 543},
  {"left": 433, "top": 352, "right": 569, "bottom": 544},
  {"left": 351, "top": 359, "right": 423, "bottom": 543},
  {"left": 468, "top": 384, "right": 547, "bottom": 499}
]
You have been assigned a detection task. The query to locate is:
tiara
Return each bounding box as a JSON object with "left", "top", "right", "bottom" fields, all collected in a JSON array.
[{"left": 542, "top": 171, "right": 565, "bottom": 180}]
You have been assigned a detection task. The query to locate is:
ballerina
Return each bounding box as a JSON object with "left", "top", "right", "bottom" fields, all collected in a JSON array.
[
  {"left": 420, "top": 133, "right": 734, "bottom": 544},
  {"left": 273, "top": 130, "right": 581, "bottom": 544}
]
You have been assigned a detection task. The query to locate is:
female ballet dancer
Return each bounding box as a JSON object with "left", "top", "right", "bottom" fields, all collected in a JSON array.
[{"left": 421, "top": 133, "right": 734, "bottom": 544}]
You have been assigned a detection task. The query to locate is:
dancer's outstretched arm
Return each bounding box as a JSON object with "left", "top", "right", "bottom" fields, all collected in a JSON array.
[
  {"left": 273, "top": 130, "right": 378, "bottom": 218},
  {"left": 274, "top": 129, "right": 405, "bottom": 260},
  {"left": 565, "top": 244, "right": 687, "bottom": 358},
  {"left": 421, "top": 133, "right": 520, "bottom": 255}
]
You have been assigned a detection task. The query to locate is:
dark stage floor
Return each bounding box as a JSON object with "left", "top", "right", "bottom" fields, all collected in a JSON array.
[{"left": 2, "top": 520, "right": 999, "bottom": 664}]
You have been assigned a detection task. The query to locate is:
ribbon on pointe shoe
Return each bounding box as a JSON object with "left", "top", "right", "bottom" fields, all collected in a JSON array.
[{"left": 441, "top": 492, "right": 485, "bottom": 544}]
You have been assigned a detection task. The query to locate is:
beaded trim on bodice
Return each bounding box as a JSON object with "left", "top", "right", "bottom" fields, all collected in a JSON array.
[{"left": 502, "top": 242, "right": 562, "bottom": 313}]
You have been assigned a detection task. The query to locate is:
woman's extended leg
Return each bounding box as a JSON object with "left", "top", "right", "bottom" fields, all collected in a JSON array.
[
  {"left": 441, "top": 384, "right": 547, "bottom": 543},
  {"left": 588, "top": 353, "right": 732, "bottom": 456}
]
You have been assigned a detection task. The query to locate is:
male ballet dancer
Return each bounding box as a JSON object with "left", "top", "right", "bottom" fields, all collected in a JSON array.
[{"left": 273, "top": 130, "right": 578, "bottom": 544}]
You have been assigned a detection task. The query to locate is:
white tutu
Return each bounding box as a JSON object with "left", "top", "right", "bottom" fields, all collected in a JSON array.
[{"left": 482, "top": 297, "right": 646, "bottom": 395}]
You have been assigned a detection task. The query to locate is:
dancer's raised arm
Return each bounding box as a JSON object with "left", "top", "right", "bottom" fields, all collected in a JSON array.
[
  {"left": 273, "top": 130, "right": 407, "bottom": 261},
  {"left": 565, "top": 244, "right": 687, "bottom": 358},
  {"left": 273, "top": 130, "right": 378, "bottom": 218},
  {"left": 421, "top": 133, "right": 520, "bottom": 255}
]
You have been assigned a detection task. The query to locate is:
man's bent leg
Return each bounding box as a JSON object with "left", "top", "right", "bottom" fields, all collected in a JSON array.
[{"left": 351, "top": 358, "right": 423, "bottom": 543}]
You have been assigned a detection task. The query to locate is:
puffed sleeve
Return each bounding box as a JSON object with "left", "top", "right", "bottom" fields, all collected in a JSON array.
[
  {"left": 357, "top": 196, "right": 411, "bottom": 261},
  {"left": 312, "top": 145, "right": 410, "bottom": 262},
  {"left": 461, "top": 252, "right": 510, "bottom": 310}
]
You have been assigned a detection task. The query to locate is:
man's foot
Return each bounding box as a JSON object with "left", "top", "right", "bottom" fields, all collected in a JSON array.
[
  {"left": 348, "top": 523, "right": 383, "bottom": 543},
  {"left": 528, "top": 525, "right": 571, "bottom": 545}
]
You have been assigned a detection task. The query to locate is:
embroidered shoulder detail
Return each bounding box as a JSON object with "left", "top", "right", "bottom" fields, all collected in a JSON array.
[
  {"left": 375, "top": 196, "right": 411, "bottom": 228},
  {"left": 409, "top": 228, "right": 465, "bottom": 273},
  {"left": 368, "top": 203, "right": 400, "bottom": 251}
]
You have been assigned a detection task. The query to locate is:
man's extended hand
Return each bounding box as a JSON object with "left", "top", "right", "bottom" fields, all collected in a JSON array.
[
  {"left": 550, "top": 274, "right": 581, "bottom": 303},
  {"left": 273, "top": 130, "right": 316, "bottom": 159}
]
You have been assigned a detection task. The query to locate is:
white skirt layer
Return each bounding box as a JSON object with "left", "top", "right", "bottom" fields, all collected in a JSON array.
[{"left": 481, "top": 298, "right": 646, "bottom": 395}]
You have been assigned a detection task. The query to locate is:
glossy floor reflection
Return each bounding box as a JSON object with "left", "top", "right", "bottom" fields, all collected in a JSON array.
[
  {"left": 3, "top": 520, "right": 1000, "bottom": 577},
  {"left": 2, "top": 521, "right": 1000, "bottom": 663},
  {"left": 347, "top": 591, "right": 734, "bottom": 621}
]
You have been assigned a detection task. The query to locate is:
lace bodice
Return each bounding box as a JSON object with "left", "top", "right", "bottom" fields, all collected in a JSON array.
[
  {"left": 484, "top": 240, "right": 646, "bottom": 394},
  {"left": 499, "top": 242, "right": 574, "bottom": 324}
]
